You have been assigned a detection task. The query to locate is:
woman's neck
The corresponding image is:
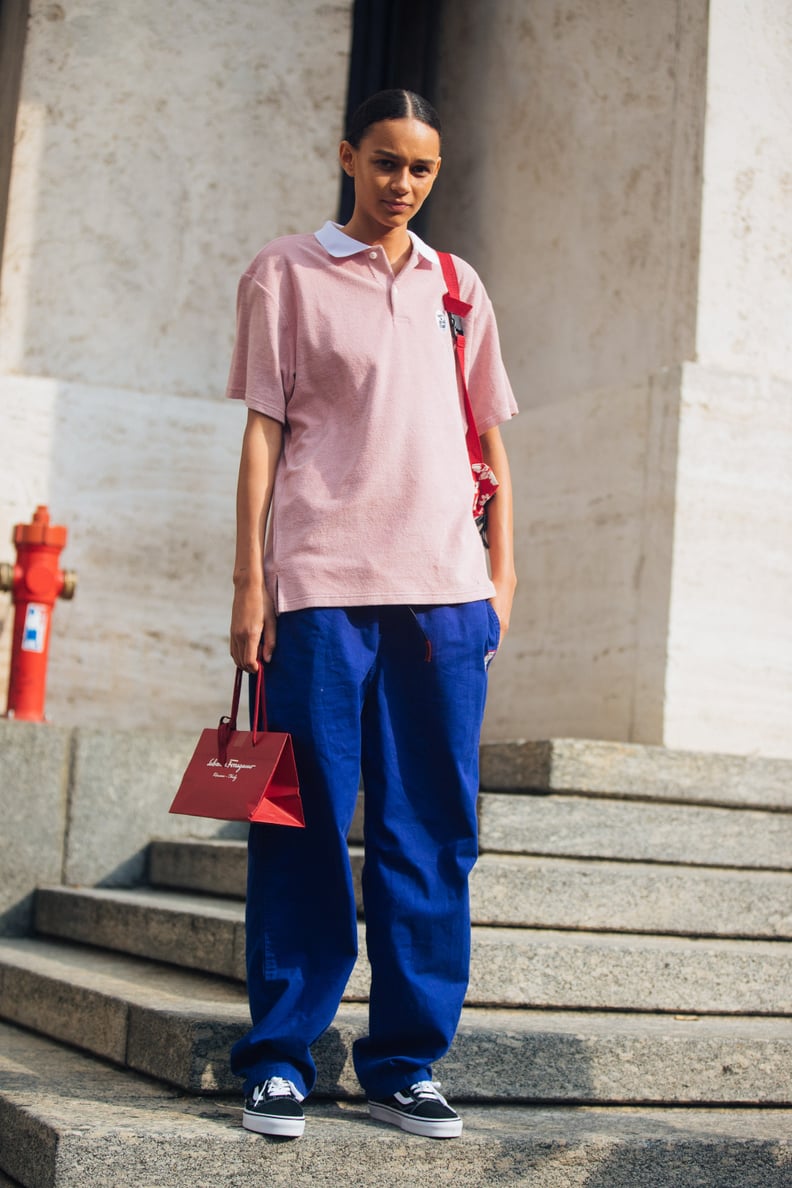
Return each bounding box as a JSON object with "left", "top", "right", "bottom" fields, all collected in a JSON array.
[{"left": 342, "top": 218, "right": 413, "bottom": 274}]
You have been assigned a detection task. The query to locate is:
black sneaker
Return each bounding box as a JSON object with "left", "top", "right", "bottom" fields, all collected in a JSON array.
[
  {"left": 368, "top": 1080, "right": 462, "bottom": 1138},
  {"left": 242, "top": 1077, "right": 305, "bottom": 1137}
]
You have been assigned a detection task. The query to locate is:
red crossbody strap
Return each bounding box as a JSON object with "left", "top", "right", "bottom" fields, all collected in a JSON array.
[{"left": 437, "top": 251, "right": 483, "bottom": 466}]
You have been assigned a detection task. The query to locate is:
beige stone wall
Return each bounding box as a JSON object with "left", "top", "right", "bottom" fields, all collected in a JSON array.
[
  {"left": 696, "top": 0, "right": 792, "bottom": 381},
  {"left": 0, "top": 0, "right": 352, "bottom": 398},
  {"left": 662, "top": 0, "right": 792, "bottom": 756},
  {"left": 481, "top": 366, "right": 680, "bottom": 748},
  {"left": 2, "top": 0, "right": 789, "bottom": 756},
  {"left": 488, "top": 360, "right": 792, "bottom": 759},
  {"left": 430, "top": 0, "right": 708, "bottom": 409},
  {"left": 662, "top": 364, "right": 792, "bottom": 757},
  {"left": 431, "top": 0, "right": 792, "bottom": 757},
  {"left": 0, "top": 0, "right": 352, "bottom": 729}
]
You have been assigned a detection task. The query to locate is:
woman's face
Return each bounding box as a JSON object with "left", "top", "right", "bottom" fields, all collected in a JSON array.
[{"left": 340, "top": 117, "right": 442, "bottom": 236}]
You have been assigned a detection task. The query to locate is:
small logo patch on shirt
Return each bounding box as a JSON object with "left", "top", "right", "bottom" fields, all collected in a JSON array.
[{"left": 435, "top": 309, "right": 448, "bottom": 331}]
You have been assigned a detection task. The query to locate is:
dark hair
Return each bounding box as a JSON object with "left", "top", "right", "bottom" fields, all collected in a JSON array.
[{"left": 344, "top": 89, "right": 442, "bottom": 149}]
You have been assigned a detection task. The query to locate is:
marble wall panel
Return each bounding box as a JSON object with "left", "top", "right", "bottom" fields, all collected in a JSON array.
[
  {"left": 484, "top": 377, "right": 661, "bottom": 743},
  {"left": 429, "top": 0, "right": 709, "bottom": 410},
  {"left": 486, "top": 362, "right": 792, "bottom": 759},
  {"left": 0, "top": 0, "right": 353, "bottom": 398},
  {"left": 0, "top": 0, "right": 353, "bottom": 727},
  {"left": 696, "top": 0, "right": 792, "bottom": 382},
  {"left": 1, "top": 373, "right": 243, "bottom": 731},
  {"left": 663, "top": 364, "right": 792, "bottom": 758}
]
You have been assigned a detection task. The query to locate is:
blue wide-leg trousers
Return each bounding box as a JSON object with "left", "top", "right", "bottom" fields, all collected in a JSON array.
[{"left": 229, "top": 601, "right": 499, "bottom": 1099}]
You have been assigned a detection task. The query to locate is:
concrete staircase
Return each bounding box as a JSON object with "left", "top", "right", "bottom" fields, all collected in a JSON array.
[{"left": 1, "top": 739, "right": 791, "bottom": 1186}]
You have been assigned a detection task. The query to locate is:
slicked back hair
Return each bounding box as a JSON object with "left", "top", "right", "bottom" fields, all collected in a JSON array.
[{"left": 344, "top": 89, "right": 442, "bottom": 149}]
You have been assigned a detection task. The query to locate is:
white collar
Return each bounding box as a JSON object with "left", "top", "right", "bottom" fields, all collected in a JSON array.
[{"left": 314, "top": 220, "right": 439, "bottom": 267}]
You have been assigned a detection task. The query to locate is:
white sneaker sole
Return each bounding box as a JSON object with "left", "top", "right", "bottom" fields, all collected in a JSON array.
[
  {"left": 368, "top": 1100, "right": 463, "bottom": 1139},
  {"left": 242, "top": 1108, "right": 305, "bottom": 1138}
]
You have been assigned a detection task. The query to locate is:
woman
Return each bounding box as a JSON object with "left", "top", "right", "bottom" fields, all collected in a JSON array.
[{"left": 227, "top": 89, "right": 517, "bottom": 1140}]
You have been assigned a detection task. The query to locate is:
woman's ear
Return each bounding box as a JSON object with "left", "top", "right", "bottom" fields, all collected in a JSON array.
[{"left": 339, "top": 140, "right": 356, "bottom": 177}]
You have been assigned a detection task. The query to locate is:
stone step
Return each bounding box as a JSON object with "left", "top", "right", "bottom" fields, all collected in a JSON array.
[
  {"left": 149, "top": 839, "right": 792, "bottom": 939},
  {"left": 1, "top": 938, "right": 790, "bottom": 1105},
  {"left": 479, "top": 739, "right": 792, "bottom": 811},
  {"left": 159, "top": 787, "right": 792, "bottom": 871},
  {"left": 256, "top": 787, "right": 792, "bottom": 868},
  {"left": 470, "top": 855, "right": 792, "bottom": 937},
  {"left": 478, "top": 792, "right": 792, "bottom": 869},
  {"left": 35, "top": 886, "right": 248, "bottom": 980},
  {"left": 2, "top": 1024, "right": 791, "bottom": 1188},
  {"left": 33, "top": 886, "right": 792, "bottom": 1014},
  {"left": 150, "top": 838, "right": 247, "bottom": 898}
]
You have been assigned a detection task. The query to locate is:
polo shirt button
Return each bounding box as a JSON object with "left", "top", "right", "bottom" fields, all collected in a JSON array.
[{"left": 369, "top": 251, "right": 377, "bottom": 259}]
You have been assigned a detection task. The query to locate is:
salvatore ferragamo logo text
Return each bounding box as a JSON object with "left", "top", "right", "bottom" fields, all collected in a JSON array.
[{"left": 207, "top": 757, "right": 256, "bottom": 782}]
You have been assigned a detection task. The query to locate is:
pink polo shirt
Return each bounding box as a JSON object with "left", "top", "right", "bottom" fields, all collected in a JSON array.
[{"left": 226, "top": 222, "right": 517, "bottom": 612}]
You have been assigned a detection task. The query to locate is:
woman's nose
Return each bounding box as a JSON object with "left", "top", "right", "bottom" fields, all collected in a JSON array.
[{"left": 391, "top": 168, "right": 410, "bottom": 193}]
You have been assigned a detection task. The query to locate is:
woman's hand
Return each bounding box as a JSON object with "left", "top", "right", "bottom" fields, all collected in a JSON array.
[
  {"left": 230, "top": 578, "right": 276, "bottom": 672},
  {"left": 489, "top": 577, "right": 516, "bottom": 640},
  {"left": 480, "top": 426, "right": 517, "bottom": 643}
]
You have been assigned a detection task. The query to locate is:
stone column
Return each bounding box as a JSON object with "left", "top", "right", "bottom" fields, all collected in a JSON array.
[{"left": 431, "top": 0, "right": 792, "bottom": 757}]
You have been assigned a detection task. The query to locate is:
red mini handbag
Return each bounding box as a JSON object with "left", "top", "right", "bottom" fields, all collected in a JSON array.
[{"left": 169, "top": 663, "right": 304, "bottom": 828}]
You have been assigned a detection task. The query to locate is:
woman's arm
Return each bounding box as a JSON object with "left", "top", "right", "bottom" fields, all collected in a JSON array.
[
  {"left": 480, "top": 425, "right": 517, "bottom": 637},
  {"left": 230, "top": 408, "right": 284, "bottom": 672}
]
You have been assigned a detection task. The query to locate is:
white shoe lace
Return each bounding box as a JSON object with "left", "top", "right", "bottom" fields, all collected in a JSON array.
[
  {"left": 252, "top": 1076, "right": 304, "bottom": 1104},
  {"left": 410, "top": 1080, "right": 449, "bottom": 1105}
]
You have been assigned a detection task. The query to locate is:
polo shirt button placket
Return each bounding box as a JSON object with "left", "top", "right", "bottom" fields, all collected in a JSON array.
[{"left": 390, "top": 280, "right": 408, "bottom": 323}]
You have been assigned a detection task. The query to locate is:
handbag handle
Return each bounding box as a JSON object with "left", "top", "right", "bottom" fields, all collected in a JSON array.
[{"left": 217, "top": 661, "right": 266, "bottom": 764}]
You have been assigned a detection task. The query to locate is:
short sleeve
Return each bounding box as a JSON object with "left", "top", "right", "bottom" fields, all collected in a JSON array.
[{"left": 224, "top": 270, "right": 295, "bottom": 422}]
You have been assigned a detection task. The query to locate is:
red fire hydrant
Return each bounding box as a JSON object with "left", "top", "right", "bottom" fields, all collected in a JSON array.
[{"left": 0, "top": 506, "right": 77, "bottom": 721}]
